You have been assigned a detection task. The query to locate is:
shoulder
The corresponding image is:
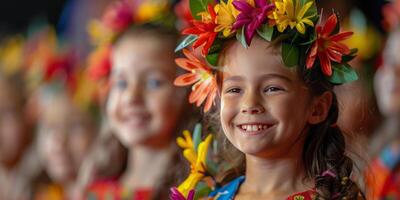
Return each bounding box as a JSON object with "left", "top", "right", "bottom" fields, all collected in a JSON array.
[{"left": 208, "top": 176, "right": 245, "bottom": 200}]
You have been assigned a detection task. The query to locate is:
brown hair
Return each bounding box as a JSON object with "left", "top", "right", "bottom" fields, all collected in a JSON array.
[{"left": 205, "top": 37, "right": 365, "bottom": 199}]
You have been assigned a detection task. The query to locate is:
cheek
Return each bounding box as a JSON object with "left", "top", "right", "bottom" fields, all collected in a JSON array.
[
  {"left": 147, "top": 87, "right": 180, "bottom": 120},
  {"left": 220, "top": 96, "right": 239, "bottom": 133},
  {"left": 106, "top": 89, "right": 121, "bottom": 122}
]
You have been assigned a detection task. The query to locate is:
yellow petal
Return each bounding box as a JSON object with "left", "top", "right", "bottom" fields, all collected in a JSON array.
[
  {"left": 295, "top": 22, "right": 306, "bottom": 34},
  {"left": 183, "top": 149, "right": 197, "bottom": 165},
  {"left": 196, "top": 135, "right": 213, "bottom": 171},
  {"left": 301, "top": 18, "right": 314, "bottom": 26},
  {"left": 297, "top": 1, "right": 313, "bottom": 19},
  {"left": 284, "top": 0, "right": 294, "bottom": 18},
  {"left": 177, "top": 172, "right": 204, "bottom": 198}
]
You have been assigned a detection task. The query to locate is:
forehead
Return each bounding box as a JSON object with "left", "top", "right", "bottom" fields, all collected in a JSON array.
[
  {"left": 111, "top": 36, "right": 176, "bottom": 76},
  {"left": 384, "top": 30, "right": 400, "bottom": 67},
  {"left": 222, "top": 38, "right": 298, "bottom": 81}
]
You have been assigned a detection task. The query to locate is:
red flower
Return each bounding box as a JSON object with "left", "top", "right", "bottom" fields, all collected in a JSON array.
[
  {"left": 87, "top": 45, "right": 112, "bottom": 81},
  {"left": 102, "top": 0, "right": 134, "bottom": 32},
  {"left": 174, "top": 0, "right": 194, "bottom": 30},
  {"left": 306, "top": 14, "right": 353, "bottom": 76},
  {"left": 182, "top": 5, "right": 218, "bottom": 56},
  {"left": 174, "top": 49, "right": 218, "bottom": 112}
]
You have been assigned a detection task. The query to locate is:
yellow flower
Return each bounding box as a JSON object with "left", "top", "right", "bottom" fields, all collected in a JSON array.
[
  {"left": 215, "top": 0, "right": 240, "bottom": 37},
  {"left": 87, "top": 20, "right": 114, "bottom": 45},
  {"left": 270, "top": 0, "right": 314, "bottom": 34},
  {"left": 136, "top": 0, "right": 168, "bottom": 22},
  {"left": 0, "top": 36, "right": 24, "bottom": 75},
  {"left": 176, "top": 132, "right": 213, "bottom": 197}
]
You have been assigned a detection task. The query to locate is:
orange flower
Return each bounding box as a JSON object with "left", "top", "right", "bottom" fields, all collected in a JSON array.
[
  {"left": 174, "top": 49, "right": 218, "bottom": 112},
  {"left": 306, "top": 14, "right": 353, "bottom": 76},
  {"left": 182, "top": 5, "right": 218, "bottom": 56}
]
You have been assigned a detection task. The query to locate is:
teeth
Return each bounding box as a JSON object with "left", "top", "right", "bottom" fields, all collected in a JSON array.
[{"left": 240, "top": 124, "right": 269, "bottom": 131}]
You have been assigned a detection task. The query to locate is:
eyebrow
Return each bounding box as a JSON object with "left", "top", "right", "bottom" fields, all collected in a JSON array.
[{"left": 223, "top": 73, "right": 293, "bottom": 83}]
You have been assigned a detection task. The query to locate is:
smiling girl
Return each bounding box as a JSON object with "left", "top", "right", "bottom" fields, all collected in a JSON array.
[
  {"left": 84, "top": 0, "right": 197, "bottom": 199},
  {"left": 171, "top": 0, "right": 365, "bottom": 199}
]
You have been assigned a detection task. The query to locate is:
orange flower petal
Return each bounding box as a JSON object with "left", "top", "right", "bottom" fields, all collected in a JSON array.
[{"left": 174, "top": 73, "right": 201, "bottom": 86}]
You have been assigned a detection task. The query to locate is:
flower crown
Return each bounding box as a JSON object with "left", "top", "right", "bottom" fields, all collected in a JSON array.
[
  {"left": 87, "top": 0, "right": 177, "bottom": 81},
  {"left": 25, "top": 27, "right": 99, "bottom": 112},
  {"left": 174, "top": 0, "right": 358, "bottom": 112}
]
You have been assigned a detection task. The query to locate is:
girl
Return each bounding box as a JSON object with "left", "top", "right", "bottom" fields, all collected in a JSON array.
[
  {"left": 84, "top": 0, "right": 197, "bottom": 199},
  {"left": 366, "top": 0, "right": 400, "bottom": 198},
  {"left": 23, "top": 27, "right": 98, "bottom": 200},
  {"left": 172, "top": 0, "right": 365, "bottom": 199},
  {"left": 0, "top": 38, "right": 38, "bottom": 200}
]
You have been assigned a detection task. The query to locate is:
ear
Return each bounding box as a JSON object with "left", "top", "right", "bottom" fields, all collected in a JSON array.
[{"left": 307, "top": 91, "right": 333, "bottom": 125}]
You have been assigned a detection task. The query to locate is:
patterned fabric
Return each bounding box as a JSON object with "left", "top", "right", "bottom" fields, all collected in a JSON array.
[
  {"left": 86, "top": 179, "right": 152, "bottom": 200},
  {"left": 367, "top": 140, "right": 400, "bottom": 200},
  {"left": 208, "top": 176, "right": 315, "bottom": 200}
]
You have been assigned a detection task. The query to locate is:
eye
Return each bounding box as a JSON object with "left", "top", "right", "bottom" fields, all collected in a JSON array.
[
  {"left": 115, "top": 79, "right": 128, "bottom": 90},
  {"left": 263, "top": 86, "right": 283, "bottom": 93},
  {"left": 226, "top": 87, "right": 242, "bottom": 94},
  {"left": 146, "top": 78, "right": 165, "bottom": 90}
]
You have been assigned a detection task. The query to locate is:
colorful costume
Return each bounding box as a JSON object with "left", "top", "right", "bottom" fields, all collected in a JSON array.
[
  {"left": 367, "top": 140, "right": 400, "bottom": 200},
  {"left": 86, "top": 178, "right": 152, "bottom": 200},
  {"left": 208, "top": 176, "right": 315, "bottom": 200}
]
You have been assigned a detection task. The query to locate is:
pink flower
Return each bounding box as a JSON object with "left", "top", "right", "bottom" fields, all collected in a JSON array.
[
  {"left": 232, "top": 0, "right": 275, "bottom": 45},
  {"left": 102, "top": 0, "right": 134, "bottom": 32},
  {"left": 169, "top": 187, "right": 195, "bottom": 200}
]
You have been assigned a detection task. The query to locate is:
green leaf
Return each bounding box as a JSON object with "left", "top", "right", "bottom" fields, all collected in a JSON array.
[
  {"left": 257, "top": 24, "right": 274, "bottom": 41},
  {"left": 281, "top": 43, "right": 299, "bottom": 67},
  {"left": 175, "top": 35, "right": 198, "bottom": 52},
  {"left": 206, "top": 53, "right": 219, "bottom": 66},
  {"left": 341, "top": 48, "right": 358, "bottom": 62},
  {"left": 326, "top": 63, "right": 359, "bottom": 84},
  {"left": 236, "top": 28, "right": 248, "bottom": 48},
  {"left": 193, "top": 123, "right": 202, "bottom": 151},
  {"left": 194, "top": 182, "right": 212, "bottom": 199},
  {"left": 190, "top": 0, "right": 213, "bottom": 20}
]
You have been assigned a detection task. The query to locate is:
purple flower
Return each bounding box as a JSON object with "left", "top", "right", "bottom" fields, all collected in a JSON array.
[
  {"left": 232, "top": 0, "right": 275, "bottom": 45},
  {"left": 169, "top": 187, "right": 195, "bottom": 200}
]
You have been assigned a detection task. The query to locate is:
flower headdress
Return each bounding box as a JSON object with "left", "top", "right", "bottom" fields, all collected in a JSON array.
[
  {"left": 25, "top": 27, "right": 99, "bottom": 112},
  {"left": 174, "top": 0, "right": 358, "bottom": 112},
  {"left": 0, "top": 35, "right": 26, "bottom": 77},
  {"left": 86, "top": 0, "right": 178, "bottom": 81}
]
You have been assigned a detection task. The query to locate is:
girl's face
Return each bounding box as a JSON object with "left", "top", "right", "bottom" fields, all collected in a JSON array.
[
  {"left": 0, "top": 81, "right": 27, "bottom": 167},
  {"left": 39, "top": 95, "right": 94, "bottom": 184},
  {"left": 220, "top": 38, "right": 318, "bottom": 158},
  {"left": 107, "top": 34, "right": 184, "bottom": 148},
  {"left": 375, "top": 30, "right": 400, "bottom": 116}
]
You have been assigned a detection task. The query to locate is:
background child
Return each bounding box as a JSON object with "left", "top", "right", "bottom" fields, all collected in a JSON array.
[{"left": 84, "top": 0, "right": 198, "bottom": 199}]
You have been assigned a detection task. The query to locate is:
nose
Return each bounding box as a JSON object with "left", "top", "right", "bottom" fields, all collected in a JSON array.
[
  {"left": 241, "top": 90, "right": 265, "bottom": 114},
  {"left": 124, "top": 81, "right": 144, "bottom": 105}
]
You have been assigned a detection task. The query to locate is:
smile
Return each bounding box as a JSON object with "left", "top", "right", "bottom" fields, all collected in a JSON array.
[{"left": 237, "top": 123, "right": 274, "bottom": 133}]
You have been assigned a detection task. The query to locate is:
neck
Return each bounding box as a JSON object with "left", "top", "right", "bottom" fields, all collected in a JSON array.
[
  {"left": 240, "top": 143, "right": 312, "bottom": 197},
  {"left": 384, "top": 116, "right": 400, "bottom": 132},
  {"left": 121, "top": 143, "right": 174, "bottom": 190}
]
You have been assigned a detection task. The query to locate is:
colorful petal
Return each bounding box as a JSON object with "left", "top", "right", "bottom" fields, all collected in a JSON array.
[{"left": 321, "top": 14, "right": 338, "bottom": 37}]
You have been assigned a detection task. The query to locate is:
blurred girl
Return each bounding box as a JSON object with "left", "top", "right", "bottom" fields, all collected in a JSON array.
[{"left": 83, "top": 0, "right": 197, "bottom": 199}]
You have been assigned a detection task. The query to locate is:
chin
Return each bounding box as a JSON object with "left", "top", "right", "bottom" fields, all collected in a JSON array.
[{"left": 116, "top": 128, "right": 153, "bottom": 147}]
